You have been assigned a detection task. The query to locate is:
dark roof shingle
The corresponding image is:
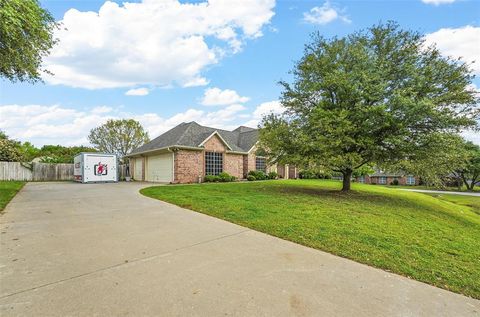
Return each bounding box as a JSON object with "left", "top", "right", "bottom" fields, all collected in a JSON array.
[{"left": 129, "top": 122, "right": 258, "bottom": 155}]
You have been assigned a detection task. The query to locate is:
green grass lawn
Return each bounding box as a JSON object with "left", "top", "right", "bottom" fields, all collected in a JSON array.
[
  {"left": 426, "top": 193, "right": 480, "bottom": 215},
  {"left": 141, "top": 179, "right": 480, "bottom": 299},
  {"left": 0, "top": 181, "right": 25, "bottom": 212},
  {"left": 384, "top": 184, "right": 480, "bottom": 192}
]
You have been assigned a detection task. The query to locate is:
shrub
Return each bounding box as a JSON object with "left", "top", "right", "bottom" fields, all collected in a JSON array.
[
  {"left": 390, "top": 179, "right": 399, "bottom": 186},
  {"left": 299, "top": 169, "right": 333, "bottom": 179},
  {"left": 204, "top": 175, "right": 220, "bottom": 182},
  {"left": 299, "top": 170, "right": 318, "bottom": 179},
  {"left": 218, "top": 172, "right": 236, "bottom": 182},
  {"left": 247, "top": 175, "right": 256, "bottom": 181},
  {"left": 267, "top": 171, "right": 278, "bottom": 180},
  {"left": 248, "top": 170, "right": 267, "bottom": 180}
]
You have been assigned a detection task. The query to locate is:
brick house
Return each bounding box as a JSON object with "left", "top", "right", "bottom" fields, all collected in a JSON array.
[
  {"left": 126, "top": 121, "right": 297, "bottom": 183},
  {"left": 356, "top": 171, "right": 419, "bottom": 186}
]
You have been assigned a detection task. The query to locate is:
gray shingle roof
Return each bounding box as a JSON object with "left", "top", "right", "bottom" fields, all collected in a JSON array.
[{"left": 129, "top": 122, "right": 258, "bottom": 155}]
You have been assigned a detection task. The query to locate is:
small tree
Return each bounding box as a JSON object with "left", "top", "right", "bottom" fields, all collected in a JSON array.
[
  {"left": 454, "top": 141, "right": 480, "bottom": 191},
  {"left": 18, "top": 142, "right": 40, "bottom": 162},
  {"left": 260, "top": 22, "right": 479, "bottom": 191},
  {"left": 0, "top": 0, "right": 58, "bottom": 83},
  {"left": 88, "top": 119, "right": 150, "bottom": 160}
]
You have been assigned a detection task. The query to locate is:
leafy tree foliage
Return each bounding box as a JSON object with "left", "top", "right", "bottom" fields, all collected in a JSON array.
[
  {"left": 0, "top": 131, "right": 96, "bottom": 163},
  {"left": 37, "top": 145, "right": 97, "bottom": 163},
  {"left": 0, "top": 0, "right": 58, "bottom": 82},
  {"left": 395, "top": 133, "right": 468, "bottom": 188},
  {"left": 0, "top": 133, "right": 22, "bottom": 161},
  {"left": 18, "top": 142, "right": 40, "bottom": 162},
  {"left": 260, "top": 22, "right": 479, "bottom": 191},
  {"left": 454, "top": 141, "right": 480, "bottom": 191},
  {"left": 88, "top": 119, "right": 150, "bottom": 159}
]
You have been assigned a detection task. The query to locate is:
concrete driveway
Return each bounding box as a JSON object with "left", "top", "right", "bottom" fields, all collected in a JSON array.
[{"left": 0, "top": 182, "right": 478, "bottom": 316}]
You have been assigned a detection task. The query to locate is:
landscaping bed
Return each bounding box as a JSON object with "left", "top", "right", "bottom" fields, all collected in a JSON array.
[{"left": 141, "top": 179, "right": 480, "bottom": 299}]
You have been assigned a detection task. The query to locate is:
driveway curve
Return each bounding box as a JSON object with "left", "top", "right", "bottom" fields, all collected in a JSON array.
[{"left": 0, "top": 182, "right": 478, "bottom": 316}]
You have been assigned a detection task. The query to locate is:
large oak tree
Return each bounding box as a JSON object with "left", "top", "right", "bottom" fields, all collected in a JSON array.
[{"left": 260, "top": 22, "right": 479, "bottom": 191}]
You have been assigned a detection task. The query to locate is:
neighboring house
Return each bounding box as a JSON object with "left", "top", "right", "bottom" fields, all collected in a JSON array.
[
  {"left": 126, "top": 121, "right": 297, "bottom": 183},
  {"left": 356, "top": 170, "right": 419, "bottom": 186}
]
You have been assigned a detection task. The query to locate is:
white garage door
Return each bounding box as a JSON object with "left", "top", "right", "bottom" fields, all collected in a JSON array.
[
  {"left": 134, "top": 158, "right": 143, "bottom": 181},
  {"left": 146, "top": 153, "right": 173, "bottom": 182}
]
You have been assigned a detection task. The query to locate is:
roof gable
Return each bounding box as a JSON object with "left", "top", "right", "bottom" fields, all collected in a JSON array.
[{"left": 199, "top": 131, "right": 232, "bottom": 150}]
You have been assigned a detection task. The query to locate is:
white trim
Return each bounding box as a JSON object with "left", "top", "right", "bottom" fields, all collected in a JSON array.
[
  {"left": 126, "top": 145, "right": 203, "bottom": 158},
  {"left": 172, "top": 151, "right": 175, "bottom": 183},
  {"left": 199, "top": 131, "right": 233, "bottom": 150},
  {"left": 247, "top": 141, "right": 259, "bottom": 154}
]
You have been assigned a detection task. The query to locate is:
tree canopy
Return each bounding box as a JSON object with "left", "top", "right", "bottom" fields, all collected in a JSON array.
[
  {"left": 88, "top": 119, "right": 150, "bottom": 159},
  {"left": 454, "top": 141, "right": 480, "bottom": 191},
  {"left": 0, "top": 131, "right": 22, "bottom": 162},
  {"left": 260, "top": 22, "right": 479, "bottom": 191},
  {"left": 0, "top": 0, "right": 58, "bottom": 82}
]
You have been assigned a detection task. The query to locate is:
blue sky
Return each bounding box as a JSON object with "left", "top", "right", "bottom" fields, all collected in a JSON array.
[{"left": 0, "top": 0, "right": 479, "bottom": 146}]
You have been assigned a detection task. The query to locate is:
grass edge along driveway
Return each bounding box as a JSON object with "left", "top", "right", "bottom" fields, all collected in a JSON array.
[
  {"left": 0, "top": 181, "right": 25, "bottom": 212},
  {"left": 141, "top": 180, "right": 480, "bottom": 299}
]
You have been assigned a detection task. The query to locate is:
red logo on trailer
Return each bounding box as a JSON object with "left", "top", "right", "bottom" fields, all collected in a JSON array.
[{"left": 94, "top": 162, "right": 108, "bottom": 175}]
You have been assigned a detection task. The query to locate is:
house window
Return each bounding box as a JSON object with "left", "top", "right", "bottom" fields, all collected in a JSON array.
[
  {"left": 406, "top": 176, "right": 416, "bottom": 185},
  {"left": 205, "top": 152, "right": 223, "bottom": 175},
  {"left": 358, "top": 175, "right": 365, "bottom": 183},
  {"left": 378, "top": 176, "right": 387, "bottom": 184},
  {"left": 255, "top": 157, "right": 266, "bottom": 173}
]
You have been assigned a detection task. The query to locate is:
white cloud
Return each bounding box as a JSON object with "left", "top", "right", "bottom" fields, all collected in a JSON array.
[
  {"left": 44, "top": 0, "right": 276, "bottom": 89},
  {"left": 425, "top": 25, "right": 480, "bottom": 74},
  {"left": 243, "top": 100, "right": 285, "bottom": 127},
  {"left": 0, "top": 103, "right": 249, "bottom": 147},
  {"left": 125, "top": 88, "right": 149, "bottom": 96},
  {"left": 421, "top": 0, "right": 456, "bottom": 5},
  {"left": 200, "top": 87, "right": 250, "bottom": 106},
  {"left": 92, "top": 106, "right": 114, "bottom": 114},
  {"left": 303, "top": 1, "right": 350, "bottom": 25}
]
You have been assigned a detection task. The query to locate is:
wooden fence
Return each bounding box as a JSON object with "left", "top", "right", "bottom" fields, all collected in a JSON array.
[
  {"left": 0, "top": 162, "right": 33, "bottom": 181},
  {"left": 0, "top": 161, "right": 128, "bottom": 181}
]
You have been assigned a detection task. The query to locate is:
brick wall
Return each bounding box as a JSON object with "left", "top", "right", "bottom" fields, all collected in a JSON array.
[
  {"left": 203, "top": 134, "right": 227, "bottom": 152},
  {"left": 247, "top": 153, "right": 256, "bottom": 174},
  {"left": 367, "top": 176, "right": 419, "bottom": 185},
  {"left": 174, "top": 150, "right": 203, "bottom": 183},
  {"left": 225, "top": 153, "right": 244, "bottom": 179},
  {"left": 277, "top": 165, "right": 285, "bottom": 178},
  {"left": 243, "top": 156, "right": 249, "bottom": 178}
]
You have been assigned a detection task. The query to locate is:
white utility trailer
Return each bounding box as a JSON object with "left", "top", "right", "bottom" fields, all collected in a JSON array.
[{"left": 74, "top": 152, "right": 118, "bottom": 183}]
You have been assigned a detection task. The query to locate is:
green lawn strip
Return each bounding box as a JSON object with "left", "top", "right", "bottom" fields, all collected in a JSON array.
[
  {"left": 383, "top": 184, "right": 480, "bottom": 192},
  {"left": 0, "top": 181, "right": 26, "bottom": 212},
  {"left": 425, "top": 193, "right": 480, "bottom": 215},
  {"left": 141, "top": 179, "right": 480, "bottom": 299}
]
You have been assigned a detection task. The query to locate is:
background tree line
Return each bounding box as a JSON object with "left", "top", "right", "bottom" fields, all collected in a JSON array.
[{"left": 0, "top": 131, "right": 96, "bottom": 163}]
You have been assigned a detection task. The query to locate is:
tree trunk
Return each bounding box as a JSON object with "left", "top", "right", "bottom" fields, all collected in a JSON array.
[
  {"left": 460, "top": 173, "right": 472, "bottom": 191},
  {"left": 342, "top": 169, "right": 352, "bottom": 191}
]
